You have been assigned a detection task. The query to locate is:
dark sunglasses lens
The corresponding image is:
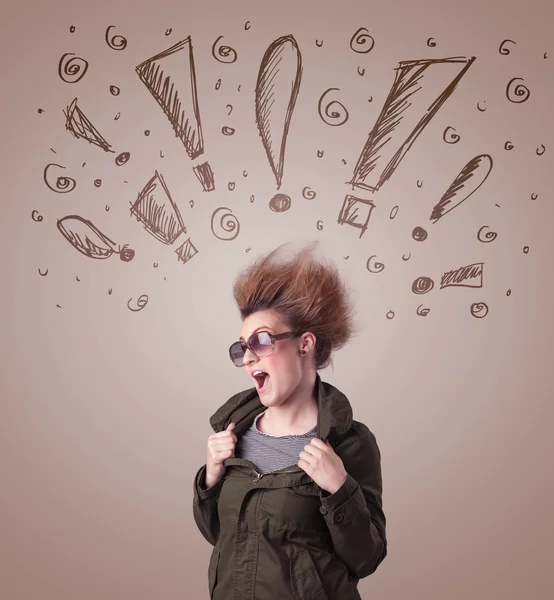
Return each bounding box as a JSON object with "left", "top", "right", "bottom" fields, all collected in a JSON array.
[
  {"left": 250, "top": 332, "right": 273, "bottom": 356},
  {"left": 229, "top": 342, "right": 245, "bottom": 366}
]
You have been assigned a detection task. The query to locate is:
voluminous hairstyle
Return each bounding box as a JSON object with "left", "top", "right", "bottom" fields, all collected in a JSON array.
[{"left": 232, "top": 241, "right": 357, "bottom": 370}]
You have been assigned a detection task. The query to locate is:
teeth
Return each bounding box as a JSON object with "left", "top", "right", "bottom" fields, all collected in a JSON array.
[{"left": 253, "top": 370, "right": 265, "bottom": 376}]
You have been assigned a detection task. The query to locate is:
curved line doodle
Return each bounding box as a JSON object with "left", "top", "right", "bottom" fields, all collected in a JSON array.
[
  {"left": 443, "top": 126, "right": 460, "bottom": 144},
  {"left": 504, "top": 141, "right": 514, "bottom": 150},
  {"left": 316, "top": 220, "right": 323, "bottom": 230},
  {"left": 31, "top": 210, "right": 44, "bottom": 222},
  {"left": 412, "top": 226, "right": 428, "bottom": 241},
  {"left": 544, "top": 52, "right": 548, "bottom": 59},
  {"left": 222, "top": 126, "right": 235, "bottom": 136},
  {"left": 245, "top": 21, "right": 251, "bottom": 30},
  {"left": 302, "top": 187, "right": 316, "bottom": 199},
  {"left": 412, "top": 276, "right": 434, "bottom": 294},
  {"left": 506, "top": 289, "right": 511, "bottom": 296},
  {"left": 153, "top": 262, "right": 158, "bottom": 268},
  {"left": 105, "top": 26, "right": 127, "bottom": 50},
  {"left": 523, "top": 246, "right": 529, "bottom": 254},
  {"left": 536, "top": 144, "right": 546, "bottom": 156},
  {"left": 127, "top": 295, "right": 148, "bottom": 312},
  {"left": 477, "top": 225, "right": 497, "bottom": 243},
  {"left": 228, "top": 182, "right": 235, "bottom": 191},
  {"left": 367, "top": 96, "right": 373, "bottom": 102},
  {"left": 470, "top": 302, "right": 488, "bottom": 318},
  {"left": 76, "top": 276, "right": 80, "bottom": 282},
  {"left": 402, "top": 253, "right": 411, "bottom": 261},
  {"left": 417, "top": 180, "right": 423, "bottom": 188},
  {"left": 114, "top": 112, "right": 121, "bottom": 120},
  {"left": 165, "top": 28, "right": 172, "bottom": 36},
  {"left": 189, "top": 200, "right": 194, "bottom": 208},
  {"left": 430, "top": 154, "right": 493, "bottom": 222},
  {"left": 316, "top": 39, "right": 323, "bottom": 47},
  {"left": 350, "top": 27, "right": 375, "bottom": 53},
  {"left": 386, "top": 310, "right": 395, "bottom": 320},
  {"left": 390, "top": 206, "right": 399, "bottom": 219},
  {"left": 226, "top": 104, "right": 233, "bottom": 115},
  {"left": 44, "top": 163, "right": 77, "bottom": 193},
  {"left": 366, "top": 256, "right": 384, "bottom": 273},
  {"left": 506, "top": 77, "right": 530, "bottom": 103},
  {"left": 243, "top": 170, "right": 248, "bottom": 177},
  {"left": 477, "top": 101, "right": 487, "bottom": 112},
  {"left": 94, "top": 179, "right": 102, "bottom": 187},
  {"left": 115, "top": 151, "right": 130, "bottom": 166},
  {"left": 110, "top": 85, "right": 120, "bottom": 96},
  {"left": 357, "top": 67, "right": 365, "bottom": 76},
  {"left": 58, "top": 53, "right": 89, "bottom": 83},
  {"left": 105, "top": 205, "right": 110, "bottom": 211},
  {"left": 250, "top": 195, "right": 255, "bottom": 203},
  {"left": 318, "top": 88, "right": 349, "bottom": 126},
  {"left": 426, "top": 37, "right": 436, "bottom": 47},
  {"left": 215, "top": 78, "right": 222, "bottom": 90},
  {"left": 70, "top": 25, "right": 75, "bottom": 33},
  {"left": 212, "top": 36, "right": 238, "bottom": 64},
  {"left": 211, "top": 207, "right": 240, "bottom": 240},
  {"left": 417, "top": 304, "right": 430, "bottom": 316},
  {"left": 317, "top": 150, "right": 324, "bottom": 158},
  {"left": 499, "top": 39, "right": 516, "bottom": 55},
  {"left": 38, "top": 268, "right": 48, "bottom": 276},
  {"left": 57, "top": 215, "right": 135, "bottom": 261},
  {"left": 531, "top": 193, "right": 538, "bottom": 200}
]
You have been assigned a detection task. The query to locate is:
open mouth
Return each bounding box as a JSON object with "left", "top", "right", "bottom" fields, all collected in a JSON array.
[{"left": 252, "top": 370, "right": 270, "bottom": 393}]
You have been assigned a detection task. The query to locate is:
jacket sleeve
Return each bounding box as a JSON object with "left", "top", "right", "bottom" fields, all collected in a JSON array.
[
  {"left": 319, "top": 429, "right": 387, "bottom": 578},
  {"left": 192, "top": 464, "right": 224, "bottom": 546}
]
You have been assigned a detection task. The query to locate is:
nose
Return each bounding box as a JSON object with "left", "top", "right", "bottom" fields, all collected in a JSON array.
[{"left": 243, "top": 346, "right": 258, "bottom": 366}]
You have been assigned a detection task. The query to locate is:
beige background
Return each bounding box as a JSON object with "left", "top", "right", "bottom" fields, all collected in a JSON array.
[{"left": 1, "top": 0, "right": 552, "bottom": 598}]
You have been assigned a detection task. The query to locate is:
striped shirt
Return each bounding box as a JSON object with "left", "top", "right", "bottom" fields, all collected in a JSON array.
[{"left": 235, "top": 410, "right": 317, "bottom": 474}]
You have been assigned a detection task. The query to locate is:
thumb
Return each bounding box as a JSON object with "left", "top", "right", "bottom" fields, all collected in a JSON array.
[{"left": 226, "top": 422, "right": 236, "bottom": 431}]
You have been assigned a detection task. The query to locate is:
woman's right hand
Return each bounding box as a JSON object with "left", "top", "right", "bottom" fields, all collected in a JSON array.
[{"left": 205, "top": 422, "right": 237, "bottom": 488}]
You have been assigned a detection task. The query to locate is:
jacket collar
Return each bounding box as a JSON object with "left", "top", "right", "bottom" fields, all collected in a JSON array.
[{"left": 209, "top": 373, "right": 353, "bottom": 444}]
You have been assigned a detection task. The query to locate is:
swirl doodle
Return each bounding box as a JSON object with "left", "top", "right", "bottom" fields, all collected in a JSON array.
[
  {"left": 212, "top": 36, "right": 237, "bottom": 64},
  {"left": 531, "top": 192, "right": 538, "bottom": 200},
  {"left": 222, "top": 126, "right": 235, "bottom": 136},
  {"left": 153, "top": 262, "right": 158, "bottom": 268},
  {"left": 38, "top": 268, "right": 48, "bottom": 276},
  {"left": 70, "top": 25, "right": 75, "bottom": 33},
  {"left": 165, "top": 28, "right": 172, "bottom": 36},
  {"left": 357, "top": 67, "right": 365, "bottom": 76},
  {"left": 350, "top": 27, "right": 375, "bottom": 54},
  {"left": 316, "top": 220, "right": 323, "bottom": 230},
  {"left": 443, "top": 126, "right": 460, "bottom": 144},
  {"left": 127, "top": 295, "right": 148, "bottom": 312},
  {"left": 427, "top": 37, "right": 436, "bottom": 47},
  {"left": 402, "top": 253, "right": 411, "bottom": 261},
  {"left": 367, "top": 96, "right": 373, "bottom": 102},
  {"left": 417, "top": 305, "right": 430, "bottom": 317},
  {"left": 105, "top": 26, "right": 127, "bottom": 50},
  {"left": 243, "top": 170, "right": 248, "bottom": 177},
  {"left": 412, "top": 226, "right": 428, "bottom": 242},
  {"left": 316, "top": 39, "right": 323, "bottom": 47},
  {"left": 470, "top": 302, "right": 488, "bottom": 318},
  {"left": 536, "top": 144, "right": 546, "bottom": 156},
  {"left": 269, "top": 194, "right": 291, "bottom": 212},
  {"left": 504, "top": 141, "right": 514, "bottom": 150},
  {"left": 389, "top": 206, "right": 399, "bottom": 219},
  {"left": 58, "top": 53, "right": 89, "bottom": 83},
  {"left": 477, "top": 226, "right": 497, "bottom": 243},
  {"left": 477, "top": 101, "right": 487, "bottom": 112},
  {"left": 43, "top": 163, "right": 76, "bottom": 193},
  {"left": 302, "top": 187, "right": 316, "bottom": 199},
  {"left": 115, "top": 151, "right": 130, "bottom": 166},
  {"left": 386, "top": 310, "right": 395, "bottom": 320},
  {"left": 506, "top": 77, "right": 530, "bottom": 103},
  {"left": 523, "top": 246, "right": 529, "bottom": 254},
  {"left": 366, "top": 255, "right": 384, "bottom": 273},
  {"left": 144, "top": 130, "right": 150, "bottom": 136},
  {"left": 31, "top": 210, "right": 44, "bottom": 222},
  {"left": 211, "top": 207, "right": 240, "bottom": 240},
  {"left": 318, "top": 88, "right": 349, "bottom": 126},
  {"left": 499, "top": 39, "right": 516, "bottom": 54},
  {"left": 412, "top": 276, "right": 434, "bottom": 295},
  {"left": 95, "top": 178, "right": 103, "bottom": 188},
  {"left": 110, "top": 85, "right": 120, "bottom": 96}
]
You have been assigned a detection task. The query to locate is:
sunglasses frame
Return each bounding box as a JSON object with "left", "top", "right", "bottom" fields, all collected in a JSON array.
[{"left": 229, "top": 330, "right": 300, "bottom": 367}]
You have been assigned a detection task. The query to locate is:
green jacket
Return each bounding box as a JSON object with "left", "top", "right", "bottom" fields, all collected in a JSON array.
[{"left": 193, "top": 374, "right": 387, "bottom": 599}]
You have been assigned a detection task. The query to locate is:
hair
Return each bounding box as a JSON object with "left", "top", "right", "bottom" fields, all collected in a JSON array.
[{"left": 232, "top": 241, "right": 358, "bottom": 370}]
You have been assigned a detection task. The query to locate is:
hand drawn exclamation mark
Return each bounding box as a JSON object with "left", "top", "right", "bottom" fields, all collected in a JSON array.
[
  {"left": 255, "top": 35, "right": 303, "bottom": 212},
  {"left": 136, "top": 37, "right": 215, "bottom": 192},
  {"left": 338, "top": 55, "right": 476, "bottom": 238}
]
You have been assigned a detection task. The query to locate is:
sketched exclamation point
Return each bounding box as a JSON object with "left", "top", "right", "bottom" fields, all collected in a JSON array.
[
  {"left": 255, "top": 35, "right": 302, "bottom": 212},
  {"left": 136, "top": 37, "right": 215, "bottom": 192}
]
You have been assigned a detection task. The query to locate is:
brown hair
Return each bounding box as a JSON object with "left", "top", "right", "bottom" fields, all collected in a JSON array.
[{"left": 232, "top": 241, "right": 358, "bottom": 370}]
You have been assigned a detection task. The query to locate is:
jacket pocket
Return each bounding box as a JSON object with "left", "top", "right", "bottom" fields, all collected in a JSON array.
[
  {"left": 207, "top": 546, "right": 220, "bottom": 598},
  {"left": 290, "top": 549, "right": 329, "bottom": 600}
]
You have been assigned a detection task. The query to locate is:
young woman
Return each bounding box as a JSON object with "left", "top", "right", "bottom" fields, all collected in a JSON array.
[{"left": 193, "top": 242, "right": 387, "bottom": 599}]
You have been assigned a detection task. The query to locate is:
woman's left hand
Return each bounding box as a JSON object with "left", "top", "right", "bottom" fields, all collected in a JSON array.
[{"left": 298, "top": 438, "right": 348, "bottom": 495}]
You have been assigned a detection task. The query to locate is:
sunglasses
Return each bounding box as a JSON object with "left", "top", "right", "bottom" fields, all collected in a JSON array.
[{"left": 229, "top": 330, "right": 300, "bottom": 367}]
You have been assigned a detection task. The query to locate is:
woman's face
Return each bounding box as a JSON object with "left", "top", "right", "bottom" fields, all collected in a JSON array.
[{"left": 238, "top": 309, "right": 314, "bottom": 407}]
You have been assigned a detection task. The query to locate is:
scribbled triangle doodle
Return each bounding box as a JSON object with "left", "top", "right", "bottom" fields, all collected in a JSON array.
[
  {"left": 63, "top": 98, "right": 114, "bottom": 152},
  {"left": 130, "top": 170, "right": 186, "bottom": 245},
  {"left": 349, "top": 56, "right": 476, "bottom": 193},
  {"left": 135, "top": 38, "right": 215, "bottom": 191}
]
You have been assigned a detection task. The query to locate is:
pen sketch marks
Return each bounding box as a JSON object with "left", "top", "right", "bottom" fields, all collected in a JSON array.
[
  {"left": 57, "top": 215, "right": 135, "bottom": 261},
  {"left": 44, "top": 163, "right": 76, "bottom": 193},
  {"left": 38, "top": 268, "right": 48, "bottom": 276},
  {"left": 350, "top": 28, "right": 375, "bottom": 54},
  {"left": 255, "top": 35, "right": 302, "bottom": 210},
  {"left": 318, "top": 88, "right": 349, "bottom": 126},
  {"left": 212, "top": 36, "right": 237, "bottom": 63},
  {"left": 506, "top": 77, "right": 530, "bottom": 103},
  {"left": 175, "top": 237, "right": 199, "bottom": 264},
  {"left": 211, "top": 207, "right": 240, "bottom": 240},
  {"left": 337, "top": 194, "right": 376, "bottom": 238},
  {"left": 470, "top": 302, "right": 488, "bottom": 318},
  {"left": 136, "top": 37, "right": 215, "bottom": 191},
  {"left": 412, "top": 277, "right": 434, "bottom": 294},
  {"left": 443, "top": 126, "right": 460, "bottom": 144},
  {"left": 348, "top": 56, "right": 476, "bottom": 193},
  {"left": 130, "top": 171, "right": 186, "bottom": 245},
  {"left": 477, "top": 226, "right": 497, "bottom": 243},
  {"left": 58, "top": 53, "right": 89, "bottom": 83},
  {"left": 127, "top": 295, "right": 148, "bottom": 312},
  {"left": 441, "top": 262, "right": 483, "bottom": 289},
  {"left": 105, "top": 26, "right": 128, "bottom": 51},
  {"left": 499, "top": 39, "right": 516, "bottom": 54},
  {"left": 366, "top": 256, "right": 385, "bottom": 273},
  {"left": 536, "top": 144, "right": 546, "bottom": 156},
  {"left": 64, "top": 98, "right": 114, "bottom": 152},
  {"left": 31, "top": 210, "right": 44, "bottom": 222},
  {"left": 417, "top": 305, "right": 430, "bottom": 316}
]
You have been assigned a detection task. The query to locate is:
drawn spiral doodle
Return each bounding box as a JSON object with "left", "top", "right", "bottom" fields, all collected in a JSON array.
[
  {"left": 402, "top": 253, "right": 411, "bottom": 261},
  {"left": 94, "top": 179, "right": 102, "bottom": 187},
  {"left": 536, "top": 144, "right": 546, "bottom": 156},
  {"left": 412, "top": 276, "right": 434, "bottom": 295},
  {"left": 31, "top": 210, "right": 44, "bottom": 222},
  {"left": 426, "top": 37, "right": 436, "bottom": 47},
  {"left": 211, "top": 207, "right": 240, "bottom": 240},
  {"left": 269, "top": 194, "right": 291, "bottom": 212},
  {"left": 504, "top": 141, "right": 514, "bottom": 150},
  {"left": 417, "top": 305, "right": 431, "bottom": 317},
  {"left": 412, "top": 227, "right": 428, "bottom": 242},
  {"left": 506, "top": 77, "right": 530, "bottom": 103},
  {"left": 43, "top": 163, "right": 76, "bottom": 193},
  {"left": 302, "top": 187, "right": 316, "bottom": 199},
  {"left": 317, "top": 220, "right": 323, "bottom": 230},
  {"left": 389, "top": 206, "right": 399, "bottom": 219},
  {"left": 477, "top": 225, "right": 497, "bottom": 243},
  {"left": 443, "top": 126, "right": 460, "bottom": 144},
  {"left": 127, "top": 295, "right": 148, "bottom": 312},
  {"left": 58, "top": 53, "right": 89, "bottom": 83},
  {"left": 318, "top": 88, "right": 349, "bottom": 126},
  {"left": 366, "top": 256, "right": 384, "bottom": 273},
  {"left": 222, "top": 126, "right": 235, "bottom": 136},
  {"left": 212, "top": 36, "right": 237, "bottom": 64},
  {"left": 105, "top": 26, "right": 127, "bottom": 50},
  {"left": 115, "top": 151, "right": 130, "bottom": 166},
  {"left": 109, "top": 85, "right": 120, "bottom": 96},
  {"left": 499, "top": 39, "right": 516, "bottom": 54},
  {"left": 470, "top": 302, "right": 488, "bottom": 318},
  {"left": 349, "top": 27, "right": 375, "bottom": 53}
]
